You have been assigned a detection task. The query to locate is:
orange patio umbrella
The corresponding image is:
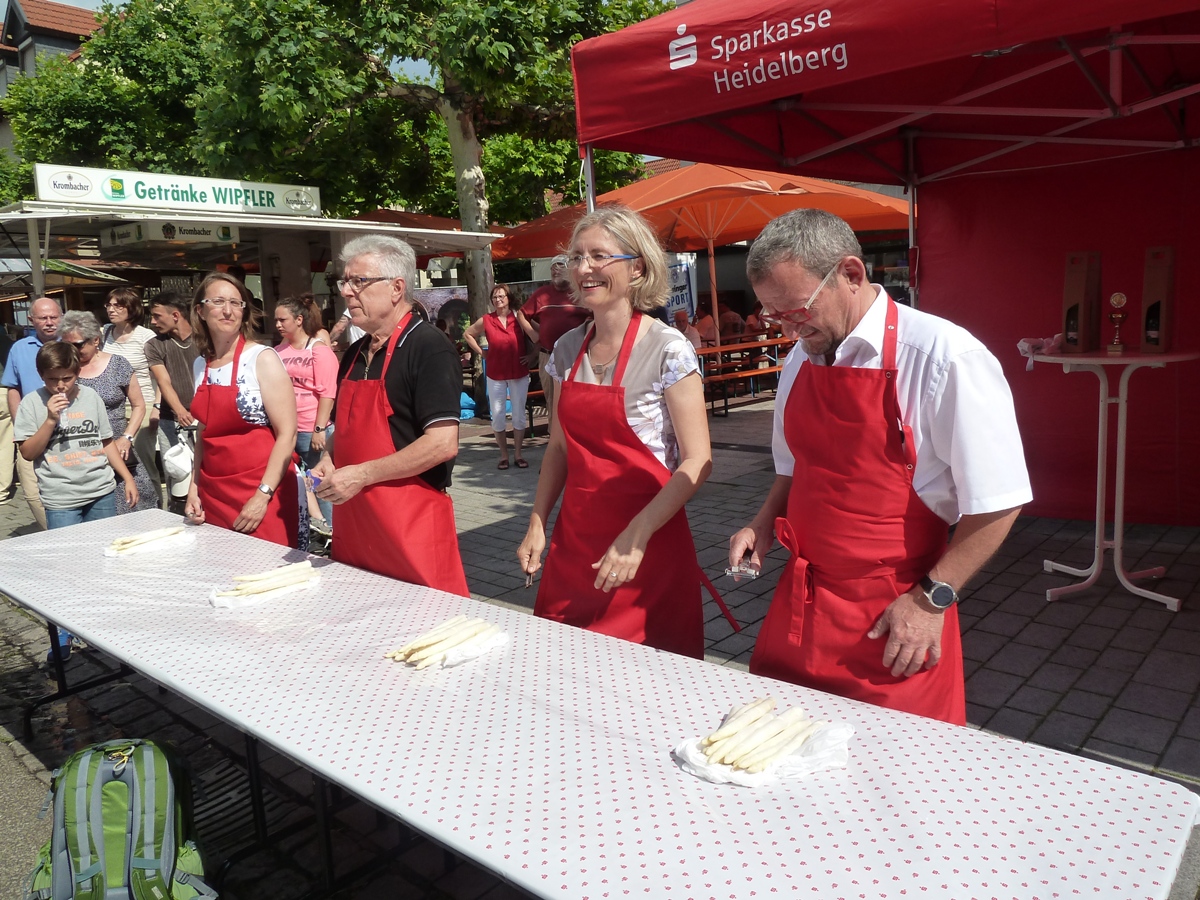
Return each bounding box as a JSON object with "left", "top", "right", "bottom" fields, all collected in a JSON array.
[{"left": 492, "top": 163, "right": 911, "bottom": 345}]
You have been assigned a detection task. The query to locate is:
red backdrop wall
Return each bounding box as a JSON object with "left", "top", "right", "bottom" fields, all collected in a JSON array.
[{"left": 918, "top": 155, "right": 1200, "bottom": 525}]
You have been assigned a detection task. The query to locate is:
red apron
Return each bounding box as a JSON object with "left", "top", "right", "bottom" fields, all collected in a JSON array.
[
  {"left": 749, "top": 300, "right": 966, "bottom": 724},
  {"left": 331, "top": 316, "right": 469, "bottom": 596},
  {"left": 192, "top": 336, "right": 298, "bottom": 547},
  {"left": 535, "top": 313, "right": 704, "bottom": 658}
]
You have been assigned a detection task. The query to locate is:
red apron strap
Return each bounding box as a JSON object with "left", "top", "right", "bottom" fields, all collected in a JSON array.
[
  {"left": 882, "top": 298, "right": 899, "bottom": 371},
  {"left": 610, "top": 311, "right": 643, "bottom": 386},
  {"left": 204, "top": 334, "right": 245, "bottom": 383},
  {"left": 567, "top": 312, "right": 642, "bottom": 383},
  {"left": 349, "top": 312, "right": 411, "bottom": 376},
  {"left": 698, "top": 567, "right": 741, "bottom": 632}
]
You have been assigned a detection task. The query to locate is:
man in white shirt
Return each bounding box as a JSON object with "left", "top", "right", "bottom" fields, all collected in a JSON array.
[
  {"left": 672, "top": 309, "right": 702, "bottom": 349},
  {"left": 728, "top": 209, "right": 1031, "bottom": 724}
]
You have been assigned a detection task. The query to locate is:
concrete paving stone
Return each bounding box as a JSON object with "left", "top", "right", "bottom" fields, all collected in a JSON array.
[
  {"left": 1082, "top": 605, "right": 1134, "bottom": 628},
  {"left": 1126, "top": 607, "right": 1177, "bottom": 633},
  {"left": 1057, "top": 690, "right": 1112, "bottom": 719},
  {"left": 981, "top": 709, "right": 1043, "bottom": 743},
  {"left": 1093, "top": 707, "right": 1177, "bottom": 755},
  {"left": 973, "top": 610, "right": 1031, "bottom": 638},
  {"left": 968, "top": 583, "right": 1016, "bottom": 604},
  {"left": 991, "top": 572, "right": 1033, "bottom": 589},
  {"left": 1110, "top": 626, "right": 1166, "bottom": 654},
  {"left": 965, "top": 703, "right": 994, "bottom": 728},
  {"left": 1178, "top": 707, "right": 1200, "bottom": 740},
  {"left": 1065, "top": 623, "right": 1117, "bottom": 651},
  {"left": 1021, "top": 572, "right": 1079, "bottom": 595},
  {"left": 1160, "top": 737, "right": 1200, "bottom": 782},
  {"left": 965, "top": 668, "right": 1025, "bottom": 708},
  {"left": 104, "top": 696, "right": 159, "bottom": 728},
  {"left": 996, "top": 592, "right": 1049, "bottom": 618},
  {"left": 1155, "top": 628, "right": 1200, "bottom": 655},
  {"left": 1073, "top": 666, "right": 1131, "bottom": 697},
  {"left": 1033, "top": 601, "right": 1093, "bottom": 629},
  {"left": 709, "top": 632, "right": 757, "bottom": 656},
  {"left": 1047, "top": 644, "right": 1099, "bottom": 668},
  {"left": 1013, "top": 622, "right": 1072, "bottom": 650},
  {"left": 985, "top": 643, "right": 1052, "bottom": 678},
  {"left": 1134, "top": 649, "right": 1200, "bottom": 694},
  {"left": 1027, "top": 663, "right": 1085, "bottom": 693},
  {"left": 1007, "top": 685, "right": 1061, "bottom": 716},
  {"left": 1093, "top": 646, "right": 1149, "bottom": 673},
  {"left": 960, "top": 629, "right": 1009, "bottom": 664},
  {"left": 1030, "top": 711, "right": 1095, "bottom": 752},
  {"left": 962, "top": 657, "right": 982, "bottom": 679},
  {"left": 1005, "top": 560, "right": 1046, "bottom": 577},
  {"left": 1113, "top": 681, "right": 1194, "bottom": 721},
  {"left": 1078, "top": 739, "right": 1160, "bottom": 773}
]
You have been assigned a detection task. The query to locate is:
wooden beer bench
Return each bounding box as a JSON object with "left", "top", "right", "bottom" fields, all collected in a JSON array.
[{"left": 697, "top": 336, "right": 796, "bottom": 416}]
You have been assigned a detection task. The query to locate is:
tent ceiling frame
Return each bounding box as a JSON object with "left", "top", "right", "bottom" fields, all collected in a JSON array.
[{"left": 723, "top": 30, "right": 1200, "bottom": 184}]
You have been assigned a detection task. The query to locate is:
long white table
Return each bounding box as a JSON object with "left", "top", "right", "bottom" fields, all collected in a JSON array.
[{"left": 3, "top": 509, "right": 1198, "bottom": 900}]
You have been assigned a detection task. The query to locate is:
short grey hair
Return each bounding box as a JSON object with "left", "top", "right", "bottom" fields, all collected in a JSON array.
[
  {"left": 340, "top": 235, "right": 417, "bottom": 298},
  {"left": 59, "top": 310, "right": 103, "bottom": 341},
  {"left": 746, "top": 209, "right": 863, "bottom": 282}
]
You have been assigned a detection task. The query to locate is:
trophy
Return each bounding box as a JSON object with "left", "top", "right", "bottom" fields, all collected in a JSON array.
[{"left": 1107, "top": 292, "right": 1128, "bottom": 354}]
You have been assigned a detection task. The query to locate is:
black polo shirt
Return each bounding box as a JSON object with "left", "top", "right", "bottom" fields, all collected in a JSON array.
[{"left": 335, "top": 318, "right": 463, "bottom": 490}]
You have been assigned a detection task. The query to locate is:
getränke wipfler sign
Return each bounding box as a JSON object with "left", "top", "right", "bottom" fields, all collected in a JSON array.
[{"left": 34, "top": 164, "right": 322, "bottom": 217}]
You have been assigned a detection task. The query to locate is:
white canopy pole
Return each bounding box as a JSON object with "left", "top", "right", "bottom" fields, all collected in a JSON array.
[
  {"left": 27, "top": 218, "right": 44, "bottom": 297},
  {"left": 584, "top": 145, "right": 598, "bottom": 212}
]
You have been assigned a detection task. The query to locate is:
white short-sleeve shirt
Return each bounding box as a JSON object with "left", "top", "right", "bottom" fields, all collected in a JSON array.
[{"left": 773, "top": 286, "right": 1032, "bottom": 524}]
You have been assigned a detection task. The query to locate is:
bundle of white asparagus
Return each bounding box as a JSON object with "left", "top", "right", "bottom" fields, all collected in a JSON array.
[
  {"left": 107, "top": 526, "right": 187, "bottom": 555},
  {"left": 700, "top": 697, "right": 827, "bottom": 774},
  {"left": 386, "top": 616, "right": 504, "bottom": 669},
  {"left": 213, "top": 561, "right": 318, "bottom": 602}
]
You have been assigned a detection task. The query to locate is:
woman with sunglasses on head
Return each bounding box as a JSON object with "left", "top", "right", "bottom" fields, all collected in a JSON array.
[
  {"left": 60, "top": 311, "right": 157, "bottom": 514},
  {"left": 185, "top": 272, "right": 299, "bottom": 548},
  {"left": 516, "top": 206, "right": 714, "bottom": 658},
  {"left": 462, "top": 283, "right": 531, "bottom": 469},
  {"left": 101, "top": 287, "right": 161, "bottom": 506},
  {"left": 274, "top": 293, "right": 338, "bottom": 532}
]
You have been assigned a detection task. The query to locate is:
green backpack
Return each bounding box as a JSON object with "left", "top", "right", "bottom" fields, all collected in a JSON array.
[{"left": 26, "top": 739, "right": 217, "bottom": 900}]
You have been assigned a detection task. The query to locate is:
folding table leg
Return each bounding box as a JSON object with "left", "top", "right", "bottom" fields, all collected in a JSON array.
[{"left": 23, "top": 623, "right": 132, "bottom": 740}]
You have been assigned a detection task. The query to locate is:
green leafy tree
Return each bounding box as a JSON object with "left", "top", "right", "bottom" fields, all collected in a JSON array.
[
  {"left": 4, "top": 0, "right": 203, "bottom": 174},
  {"left": 191, "top": 0, "right": 666, "bottom": 315}
]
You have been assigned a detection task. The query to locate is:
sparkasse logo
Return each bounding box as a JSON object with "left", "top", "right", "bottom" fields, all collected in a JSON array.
[{"left": 669, "top": 23, "right": 697, "bottom": 70}]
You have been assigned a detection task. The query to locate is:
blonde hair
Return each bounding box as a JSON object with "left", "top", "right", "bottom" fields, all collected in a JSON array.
[{"left": 568, "top": 205, "right": 668, "bottom": 311}]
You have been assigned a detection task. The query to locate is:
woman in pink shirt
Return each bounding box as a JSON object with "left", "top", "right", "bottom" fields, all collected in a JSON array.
[{"left": 274, "top": 294, "right": 338, "bottom": 529}]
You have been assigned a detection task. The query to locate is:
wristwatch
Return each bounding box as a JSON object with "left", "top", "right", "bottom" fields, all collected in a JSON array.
[
  {"left": 256, "top": 482, "right": 275, "bottom": 498},
  {"left": 313, "top": 425, "right": 327, "bottom": 433},
  {"left": 121, "top": 433, "right": 134, "bottom": 442},
  {"left": 919, "top": 575, "right": 959, "bottom": 610}
]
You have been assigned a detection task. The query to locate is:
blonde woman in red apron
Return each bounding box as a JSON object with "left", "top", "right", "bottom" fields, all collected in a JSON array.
[
  {"left": 184, "top": 273, "right": 299, "bottom": 548},
  {"left": 516, "top": 206, "right": 712, "bottom": 658}
]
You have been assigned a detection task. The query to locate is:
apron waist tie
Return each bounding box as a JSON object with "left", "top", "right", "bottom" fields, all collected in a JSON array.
[{"left": 699, "top": 568, "right": 741, "bottom": 632}]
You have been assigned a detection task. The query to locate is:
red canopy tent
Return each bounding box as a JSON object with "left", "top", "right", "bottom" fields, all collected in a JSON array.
[{"left": 572, "top": 0, "right": 1200, "bottom": 525}]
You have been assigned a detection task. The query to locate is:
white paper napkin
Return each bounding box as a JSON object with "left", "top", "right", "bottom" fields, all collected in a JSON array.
[
  {"left": 440, "top": 629, "right": 509, "bottom": 667},
  {"left": 673, "top": 721, "right": 855, "bottom": 787}
]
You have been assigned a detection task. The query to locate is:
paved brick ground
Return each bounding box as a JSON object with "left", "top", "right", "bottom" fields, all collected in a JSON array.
[{"left": 2, "top": 399, "right": 1198, "bottom": 899}]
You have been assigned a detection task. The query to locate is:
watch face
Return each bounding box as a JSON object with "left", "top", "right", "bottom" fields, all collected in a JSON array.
[{"left": 929, "top": 583, "right": 957, "bottom": 608}]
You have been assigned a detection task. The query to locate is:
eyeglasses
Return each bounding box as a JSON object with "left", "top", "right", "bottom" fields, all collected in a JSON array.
[
  {"left": 67, "top": 339, "right": 92, "bottom": 348},
  {"left": 202, "top": 297, "right": 247, "bottom": 310},
  {"left": 758, "top": 263, "right": 840, "bottom": 327},
  {"left": 337, "top": 275, "right": 391, "bottom": 293},
  {"left": 566, "top": 253, "right": 640, "bottom": 268},
  {"left": 103, "top": 301, "right": 124, "bottom": 309}
]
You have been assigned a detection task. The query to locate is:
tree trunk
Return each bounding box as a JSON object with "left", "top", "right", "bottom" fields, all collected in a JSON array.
[{"left": 436, "top": 90, "right": 492, "bottom": 324}]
